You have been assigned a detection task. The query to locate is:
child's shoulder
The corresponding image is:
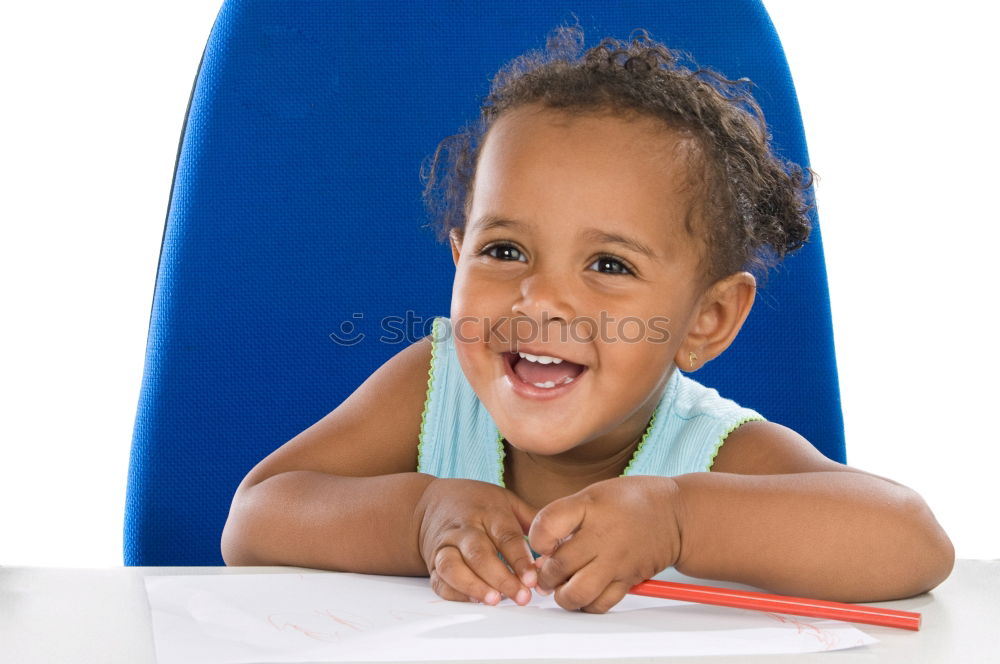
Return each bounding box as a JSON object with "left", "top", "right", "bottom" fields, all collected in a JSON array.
[
  {"left": 712, "top": 419, "right": 845, "bottom": 475},
  {"left": 241, "top": 335, "right": 434, "bottom": 486},
  {"left": 322, "top": 334, "right": 434, "bottom": 474}
]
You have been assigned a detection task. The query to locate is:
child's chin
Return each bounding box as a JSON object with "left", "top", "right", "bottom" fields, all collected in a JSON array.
[{"left": 501, "top": 429, "right": 579, "bottom": 456}]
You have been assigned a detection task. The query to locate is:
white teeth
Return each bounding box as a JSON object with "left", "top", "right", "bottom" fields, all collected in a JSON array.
[
  {"left": 518, "top": 352, "right": 563, "bottom": 364},
  {"left": 531, "top": 376, "right": 575, "bottom": 389}
]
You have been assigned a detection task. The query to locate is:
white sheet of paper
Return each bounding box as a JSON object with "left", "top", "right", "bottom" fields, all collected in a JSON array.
[{"left": 145, "top": 572, "right": 876, "bottom": 662}]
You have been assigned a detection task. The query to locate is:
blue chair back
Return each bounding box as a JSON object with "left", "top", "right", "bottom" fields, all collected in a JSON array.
[{"left": 125, "top": 0, "right": 844, "bottom": 566}]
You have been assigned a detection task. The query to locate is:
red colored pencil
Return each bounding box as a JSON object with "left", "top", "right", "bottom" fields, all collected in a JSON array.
[{"left": 629, "top": 579, "right": 921, "bottom": 631}]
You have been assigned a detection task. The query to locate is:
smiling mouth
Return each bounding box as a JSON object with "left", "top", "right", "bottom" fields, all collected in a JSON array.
[{"left": 502, "top": 352, "right": 587, "bottom": 390}]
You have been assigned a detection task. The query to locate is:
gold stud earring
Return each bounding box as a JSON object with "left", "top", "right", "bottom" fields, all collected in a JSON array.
[{"left": 689, "top": 351, "right": 698, "bottom": 370}]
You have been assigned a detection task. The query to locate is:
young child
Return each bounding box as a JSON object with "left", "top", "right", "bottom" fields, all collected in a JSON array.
[{"left": 221, "top": 27, "right": 954, "bottom": 613}]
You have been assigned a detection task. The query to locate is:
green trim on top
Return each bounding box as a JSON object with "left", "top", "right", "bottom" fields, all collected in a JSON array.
[
  {"left": 416, "top": 317, "right": 444, "bottom": 472},
  {"left": 621, "top": 406, "right": 660, "bottom": 476},
  {"left": 705, "top": 415, "right": 767, "bottom": 471},
  {"left": 496, "top": 430, "right": 507, "bottom": 488}
]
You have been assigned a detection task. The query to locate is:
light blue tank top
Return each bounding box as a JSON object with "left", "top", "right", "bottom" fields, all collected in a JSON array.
[{"left": 417, "top": 316, "right": 764, "bottom": 485}]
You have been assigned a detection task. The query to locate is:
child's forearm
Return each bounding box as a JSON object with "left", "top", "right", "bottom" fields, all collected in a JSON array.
[
  {"left": 221, "top": 471, "right": 435, "bottom": 575},
  {"left": 671, "top": 471, "right": 954, "bottom": 602}
]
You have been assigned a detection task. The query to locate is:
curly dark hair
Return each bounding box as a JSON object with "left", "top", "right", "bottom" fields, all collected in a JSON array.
[{"left": 421, "top": 25, "right": 813, "bottom": 284}]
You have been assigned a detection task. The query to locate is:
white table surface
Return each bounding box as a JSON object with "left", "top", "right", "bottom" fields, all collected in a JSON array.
[{"left": 2, "top": 560, "right": 998, "bottom": 663}]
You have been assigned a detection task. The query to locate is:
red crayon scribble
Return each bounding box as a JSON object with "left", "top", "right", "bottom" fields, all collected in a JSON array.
[
  {"left": 267, "top": 609, "right": 372, "bottom": 643},
  {"left": 766, "top": 613, "right": 839, "bottom": 650},
  {"left": 318, "top": 609, "right": 367, "bottom": 631}
]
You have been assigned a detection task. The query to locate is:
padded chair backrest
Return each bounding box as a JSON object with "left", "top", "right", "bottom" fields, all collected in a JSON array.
[{"left": 125, "top": 0, "right": 844, "bottom": 566}]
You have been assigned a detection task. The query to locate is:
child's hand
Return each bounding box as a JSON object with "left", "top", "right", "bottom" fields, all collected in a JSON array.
[
  {"left": 415, "top": 478, "right": 539, "bottom": 606},
  {"left": 529, "top": 476, "right": 682, "bottom": 613}
]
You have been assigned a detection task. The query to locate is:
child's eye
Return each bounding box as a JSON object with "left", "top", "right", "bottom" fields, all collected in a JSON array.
[
  {"left": 588, "top": 255, "right": 634, "bottom": 276},
  {"left": 480, "top": 242, "right": 527, "bottom": 262},
  {"left": 478, "top": 244, "right": 633, "bottom": 275}
]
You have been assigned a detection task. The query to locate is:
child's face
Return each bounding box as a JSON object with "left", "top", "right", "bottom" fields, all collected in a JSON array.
[{"left": 450, "top": 105, "right": 709, "bottom": 461}]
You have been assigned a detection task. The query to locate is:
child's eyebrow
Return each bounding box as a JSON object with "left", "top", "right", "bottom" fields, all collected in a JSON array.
[
  {"left": 580, "top": 228, "right": 658, "bottom": 261},
  {"left": 471, "top": 214, "right": 526, "bottom": 234},
  {"left": 472, "top": 215, "right": 657, "bottom": 260}
]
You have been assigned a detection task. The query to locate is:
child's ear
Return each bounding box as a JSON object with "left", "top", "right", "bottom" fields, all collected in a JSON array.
[
  {"left": 449, "top": 229, "right": 463, "bottom": 266},
  {"left": 677, "top": 271, "right": 756, "bottom": 371}
]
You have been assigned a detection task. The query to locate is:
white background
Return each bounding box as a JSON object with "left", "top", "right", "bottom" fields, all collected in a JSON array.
[{"left": 1, "top": 1, "right": 996, "bottom": 567}]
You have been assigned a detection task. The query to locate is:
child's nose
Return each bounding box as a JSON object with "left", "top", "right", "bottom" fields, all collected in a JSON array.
[{"left": 512, "top": 272, "right": 575, "bottom": 324}]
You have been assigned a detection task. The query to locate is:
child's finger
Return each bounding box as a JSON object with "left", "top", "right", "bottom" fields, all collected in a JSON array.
[
  {"left": 431, "top": 545, "right": 503, "bottom": 605},
  {"left": 549, "top": 559, "right": 621, "bottom": 612},
  {"left": 457, "top": 533, "right": 532, "bottom": 605},
  {"left": 534, "top": 535, "right": 593, "bottom": 592},
  {"left": 528, "top": 495, "right": 586, "bottom": 556},
  {"left": 488, "top": 522, "right": 538, "bottom": 589},
  {"left": 428, "top": 568, "right": 476, "bottom": 603},
  {"left": 506, "top": 491, "right": 540, "bottom": 534},
  {"left": 578, "top": 579, "right": 632, "bottom": 614}
]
